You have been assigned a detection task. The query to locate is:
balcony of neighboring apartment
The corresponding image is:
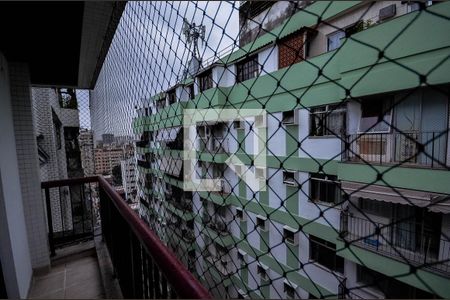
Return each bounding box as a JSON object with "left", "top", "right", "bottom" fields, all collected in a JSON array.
[
  {"left": 340, "top": 197, "right": 450, "bottom": 276},
  {"left": 203, "top": 240, "right": 233, "bottom": 277},
  {"left": 165, "top": 184, "right": 194, "bottom": 213},
  {"left": 197, "top": 122, "right": 230, "bottom": 155},
  {"left": 343, "top": 88, "right": 449, "bottom": 170},
  {"left": 137, "top": 153, "right": 152, "bottom": 169},
  {"left": 203, "top": 203, "right": 232, "bottom": 237}
]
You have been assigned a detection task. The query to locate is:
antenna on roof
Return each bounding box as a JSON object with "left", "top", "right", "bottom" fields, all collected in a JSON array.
[
  {"left": 181, "top": 18, "right": 206, "bottom": 80},
  {"left": 183, "top": 18, "right": 205, "bottom": 59}
]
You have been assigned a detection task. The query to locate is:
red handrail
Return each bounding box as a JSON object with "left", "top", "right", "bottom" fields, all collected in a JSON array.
[{"left": 41, "top": 176, "right": 211, "bottom": 299}]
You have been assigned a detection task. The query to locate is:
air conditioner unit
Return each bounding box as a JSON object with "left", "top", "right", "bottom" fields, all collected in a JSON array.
[
  {"left": 283, "top": 170, "right": 298, "bottom": 186},
  {"left": 233, "top": 120, "right": 244, "bottom": 129},
  {"left": 255, "top": 115, "right": 266, "bottom": 128},
  {"left": 282, "top": 110, "right": 298, "bottom": 125}
]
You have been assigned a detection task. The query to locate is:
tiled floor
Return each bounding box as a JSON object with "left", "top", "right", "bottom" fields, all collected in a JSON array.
[{"left": 29, "top": 253, "right": 105, "bottom": 299}]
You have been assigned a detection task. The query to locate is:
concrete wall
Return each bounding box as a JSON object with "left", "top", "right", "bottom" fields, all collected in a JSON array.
[
  {"left": 0, "top": 53, "right": 33, "bottom": 298},
  {"left": 9, "top": 65, "right": 50, "bottom": 272}
]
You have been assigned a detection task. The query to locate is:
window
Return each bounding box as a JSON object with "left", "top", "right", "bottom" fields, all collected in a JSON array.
[
  {"left": 236, "top": 55, "right": 259, "bottom": 82},
  {"left": 257, "top": 264, "right": 269, "bottom": 281},
  {"left": 310, "top": 104, "right": 346, "bottom": 136},
  {"left": 187, "top": 84, "right": 195, "bottom": 99},
  {"left": 310, "top": 173, "right": 341, "bottom": 204},
  {"left": 236, "top": 207, "right": 245, "bottom": 220},
  {"left": 233, "top": 120, "right": 244, "bottom": 129},
  {"left": 256, "top": 215, "right": 268, "bottom": 231},
  {"left": 52, "top": 110, "right": 62, "bottom": 150},
  {"left": 284, "top": 281, "right": 297, "bottom": 299},
  {"left": 327, "top": 22, "right": 363, "bottom": 52},
  {"left": 282, "top": 110, "right": 297, "bottom": 125},
  {"left": 309, "top": 235, "right": 344, "bottom": 273},
  {"left": 278, "top": 31, "right": 305, "bottom": 69},
  {"left": 198, "top": 70, "right": 213, "bottom": 92},
  {"left": 359, "top": 99, "right": 392, "bottom": 133},
  {"left": 167, "top": 89, "right": 176, "bottom": 105},
  {"left": 283, "top": 170, "right": 297, "bottom": 186},
  {"left": 237, "top": 250, "right": 247, "bottom": 263},
  {"left": 327, "top": 30, "right": 345, "bottom": 51},
  {"left": 283, "top": 226, "right": 298, "bottom": 245}
]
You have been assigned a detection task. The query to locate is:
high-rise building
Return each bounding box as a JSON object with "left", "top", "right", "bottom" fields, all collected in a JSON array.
[
  {"left": 102, "top": 133, "right": 115, "bottom": 145},
  {"left": 32, "top": 87, "right": 83, "bottom": 180},
  {"left": 94, "top": 146, "right": 123, "bottom": 175},
  {"left": 133, "top": 2, "right": 450, "bottom": 299},
  {"left": 120, "top": 143, "right": 137, "bottom": 204},
  {"left": 79, "top": 129, "right": 95, "bottom": 176}
]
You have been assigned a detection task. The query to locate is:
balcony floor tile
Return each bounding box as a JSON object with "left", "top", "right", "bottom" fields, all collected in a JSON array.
[{"left": 29, "top": 252, "right": 104, "bottom": 299}]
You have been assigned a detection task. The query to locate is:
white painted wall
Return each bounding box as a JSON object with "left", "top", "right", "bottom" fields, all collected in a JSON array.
[
  {"left": 0, "top": 53, "right": 33, "bottom": 299},
  {"left": 259, "top": 46, "right": 278, "bottom": 76}
]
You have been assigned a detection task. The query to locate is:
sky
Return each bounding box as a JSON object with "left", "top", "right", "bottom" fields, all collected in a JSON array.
[{"left": 87, "top": 1, "right": 240, "bottom": 141}]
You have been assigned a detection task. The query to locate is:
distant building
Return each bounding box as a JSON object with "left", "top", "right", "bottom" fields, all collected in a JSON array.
[
  {"left": 94, "top": 146, "right": 122, "bottom": 175},
  {"left": 102, "top": 133, "right": 115, "bottom": 145},
  {"left": 79, "top": 129, "right": 95, "bottom": 176},
  {"left": 121, "top": 153, "right": 137, "bottom": 203},
  {"left": 32, "top": 87, "right": 83, "bottom": 181}
]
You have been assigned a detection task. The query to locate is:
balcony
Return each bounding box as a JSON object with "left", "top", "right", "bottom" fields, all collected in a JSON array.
[
  {"left": 340, "top": 212, "right": 450, "bottom": 275},
  {"left": 39, "top": 176, "right": 211, "bottom": 299},
  {"left": 344, "top": 131, "right": 448, "bottom": 169},
  {"left": 199, "top": 137, "right": 229, "bottom": 154},
  {"left": 137, "top": 159, "right": 151, "bottom": 169},
  {"left": 136, "top": 140, "right": 149, "bottom": 148}
]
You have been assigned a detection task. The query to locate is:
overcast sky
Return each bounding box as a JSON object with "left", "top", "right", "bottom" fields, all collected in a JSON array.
[{"left": 87, "top": 1, "right": 240, "bottom": 141}]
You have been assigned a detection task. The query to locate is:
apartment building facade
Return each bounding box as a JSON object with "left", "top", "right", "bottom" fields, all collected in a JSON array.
[
  {"left": 94, "top": 146, "right": 123, "bottom": 175},
  {"left": 121, "top": 143, "right": 138, "bottom": 203},
  {"left": 133, "top": 1, "right": 450, "bottom": 299},
  {"left": 79, "top": 129, "right": 95, "bottom": 176}
]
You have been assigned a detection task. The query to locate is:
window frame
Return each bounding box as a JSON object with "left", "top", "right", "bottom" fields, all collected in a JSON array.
[
  {"left": 309, "top": 173, "right": 341, "bottom": 205},
  {"left": 256, "top": 215, "right": 268, "bottom": 231},
  {"left": 236, "top": 55, "right": 260, "bottom": 83},
  {"left": 327, "top": 30, "right": 346, "bottom": 52},
  {"left": 283, "top": 170, "right": 298, "bottom": 186},
  {"left": 282, "top": 110, "right": 298, "bottom": 125},
  {"left": 236, "top": 207, "right": 246, "bottom": 221},
  {"left": 283, "top": 225, "right": 298, "bottom": 246},
  {"left": 358, "top": 99, "right": 393, "bottom": 134},
  {"left": 309, "top": 104, "right": 347, "bottom": 137},
  {"left": 198, "top": 69, "right": 213, "bottom": 92},
  {"left": 283, "top": 280, "right": 298, "bottom": 299},
  {"left": 309, "top": 235, "right": 344, "bottom": 274},
  {"left": 167, "top": 89, "right": 177, "bottom": 105},
  {"left": 257, "top": 263, "right": 269, "bottom": 281}
]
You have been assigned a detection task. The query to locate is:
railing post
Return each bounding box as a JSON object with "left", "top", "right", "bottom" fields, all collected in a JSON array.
[
  {"left": 380, "top": 133, "right": 383, "bottom": 165},
  {"left": 44, "top": 187, "right": 56, "bottom": 257},
  {"left": 431, "top": 132, "right": 435, "bottom": 168}
]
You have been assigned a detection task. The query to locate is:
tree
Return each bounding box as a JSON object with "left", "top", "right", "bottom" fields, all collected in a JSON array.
[{"left": 112, "top": 165, "right": 122, "bottom": 186}]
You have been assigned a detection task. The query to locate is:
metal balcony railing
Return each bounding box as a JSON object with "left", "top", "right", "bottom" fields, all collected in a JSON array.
[
  {"left": 344, "top": 131, "right": 448, "bottom": 168},
  {"left": 41, "top": 176, "right": 211, "bottom": 299},
  {"left": 137, "top": 159, "right": 151, "bottom": 168},
  {"left": 340, "top": 212, "right": 450, "bottom": 275},
  {"left": 136, "top": 140, "right": 149, "bottom": 148}
]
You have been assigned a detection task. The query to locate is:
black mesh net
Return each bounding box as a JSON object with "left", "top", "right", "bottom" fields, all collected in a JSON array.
[{"left": 36, "top": 1, "right": 450, "bottom": 299}]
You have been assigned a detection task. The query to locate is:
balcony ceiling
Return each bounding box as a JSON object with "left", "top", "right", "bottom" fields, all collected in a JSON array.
[{"left": 0, "top": 1, "right": 125, "bottom": 89}]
